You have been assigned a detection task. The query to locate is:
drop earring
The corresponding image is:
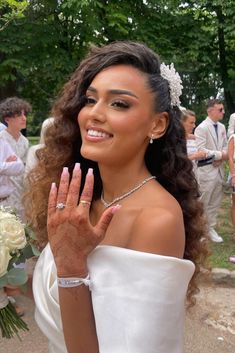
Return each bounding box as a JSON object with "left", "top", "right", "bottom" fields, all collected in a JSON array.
[{"left": 150, "top": 135, "right": 154, "bottom": 144}]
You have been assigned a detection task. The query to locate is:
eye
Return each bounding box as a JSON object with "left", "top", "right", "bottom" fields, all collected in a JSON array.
[
  {"left": 111, "top": 100, "right": 130, "bottom": 109},
  {"left": 84, "top": 96, "right": 96, "bottom": 106}
]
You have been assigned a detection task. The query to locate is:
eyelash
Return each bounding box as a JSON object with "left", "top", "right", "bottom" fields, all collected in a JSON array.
[{"left": 84, "top": 96, "right": 130, "bottom": 109}]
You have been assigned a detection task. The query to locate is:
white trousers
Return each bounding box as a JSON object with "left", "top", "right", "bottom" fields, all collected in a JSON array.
[{"left": 199, "top": 173, "right": 223, "bottom": 230}]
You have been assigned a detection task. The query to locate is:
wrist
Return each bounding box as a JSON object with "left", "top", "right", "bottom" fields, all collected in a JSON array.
[{"left": 57, "top": 262, "right": 88, "bottom": 278}]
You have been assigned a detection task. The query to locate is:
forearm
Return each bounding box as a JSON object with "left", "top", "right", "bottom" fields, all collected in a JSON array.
[
  {"left": 59, "top": 285, "right": 99, "bottom": 353},
  {"left": 0, "top": 161, "right": 24, "bottom": 175},
  {"left": 228, "top": 158, "right": 235, "bottom": 175}
]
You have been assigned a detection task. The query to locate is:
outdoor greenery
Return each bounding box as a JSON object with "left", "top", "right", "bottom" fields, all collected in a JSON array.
[
  {"left": 0, "top": 1, "right": 235, "bottom": 135},
  {"left": 211, "top": 193, "right": 235, "bottom": 270}
]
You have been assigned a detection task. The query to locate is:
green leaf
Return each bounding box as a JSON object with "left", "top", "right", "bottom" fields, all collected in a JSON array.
[
  {"left": 31, "top": 244, "right": 41, "bottom": 257},
  {"left": 7, "top": 268, "right": 28, "bottom": 286},
  {"left": 0, "top": 274, "right": 8, "bottom": 287}
]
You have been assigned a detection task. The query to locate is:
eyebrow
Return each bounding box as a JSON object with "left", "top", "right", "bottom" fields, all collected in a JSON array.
[{"left": 87, "top": 86, "right": 138, "bottom": 98}]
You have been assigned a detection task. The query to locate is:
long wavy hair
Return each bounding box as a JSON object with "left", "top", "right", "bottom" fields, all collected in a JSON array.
[{"left": 25, "top": 41, "right": 208, "bottom": 304}]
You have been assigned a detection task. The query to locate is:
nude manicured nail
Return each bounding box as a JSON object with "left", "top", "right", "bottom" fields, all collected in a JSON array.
[
  {"left": 111, "top": 204, "right": 122, "bottom": 214},
  {"left": 51, "top": 182, "right": 56, "bottom": 189},
  {"left": 74, "top": 163, "right": 80, "bottom": 171},
  {"left": 87, "top": 168, "right": 93, "bottom": 176},
  {"left": 62, "top": 167, "right": 68, "bottom": 175}
]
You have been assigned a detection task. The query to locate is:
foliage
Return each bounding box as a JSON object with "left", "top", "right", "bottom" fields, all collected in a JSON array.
[
  {"left": 0, "top": 0, "right": 234, "bottom": 133},
  {"left": 210, "top": 193, "right": 235, "bottom": 271}
]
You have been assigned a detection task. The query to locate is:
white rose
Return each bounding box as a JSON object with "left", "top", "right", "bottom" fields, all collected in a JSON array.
[
  {"left": 0, "top": 245, "right": 11, "bottom": 277},
  {"left": 0, "top": 210, "right": 16, "bottom": 220},
  {"left": 0, "top": 218, "right": 26, "bottom": 252}
]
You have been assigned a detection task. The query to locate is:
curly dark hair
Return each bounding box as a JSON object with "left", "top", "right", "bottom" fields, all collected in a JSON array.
[
  {"left": 0, "top": 97, "right": 32, "bottom": 122},
  {"left": 25, "top": 41, "right": 208, "bottom": 305}
]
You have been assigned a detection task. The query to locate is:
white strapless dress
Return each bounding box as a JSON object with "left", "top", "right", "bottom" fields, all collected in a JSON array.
[{"left": 33, "top": 244, "right": 195, "bottom": 353}]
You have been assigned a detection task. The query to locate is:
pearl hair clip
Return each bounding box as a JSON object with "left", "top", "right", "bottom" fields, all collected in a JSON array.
[{"left": 160, "top": 63, "right": 183, "bottom": 107}]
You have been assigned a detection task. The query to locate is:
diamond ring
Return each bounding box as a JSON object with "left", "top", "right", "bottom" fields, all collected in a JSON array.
[{"left": 56, "top": 203, "right": 66, "bottom": 210}]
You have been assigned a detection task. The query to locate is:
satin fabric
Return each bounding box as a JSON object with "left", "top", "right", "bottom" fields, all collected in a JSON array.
[{"left": 33, "top": 244, "right": 195, "bottom": 353}]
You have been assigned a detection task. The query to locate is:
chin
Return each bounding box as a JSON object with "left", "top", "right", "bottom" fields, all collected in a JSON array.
[{"left": 80, "top": 145, "right": 101, "bottom": 163}]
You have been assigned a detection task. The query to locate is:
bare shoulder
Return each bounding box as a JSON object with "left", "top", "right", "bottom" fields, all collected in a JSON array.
[{"left": 128, "top": 198, "right": 185, "bottom": 258}]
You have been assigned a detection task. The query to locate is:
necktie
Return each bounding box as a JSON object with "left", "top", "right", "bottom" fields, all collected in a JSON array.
[{"left": 213, "top": 124, "right": 218, "bottom": 139}]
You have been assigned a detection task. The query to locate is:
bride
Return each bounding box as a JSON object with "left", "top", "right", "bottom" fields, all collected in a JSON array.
[{"left": 25, "top": 41, "right": 208, "bottom": 353}]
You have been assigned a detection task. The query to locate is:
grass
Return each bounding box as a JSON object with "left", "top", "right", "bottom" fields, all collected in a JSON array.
[{"left": 210, "top": 193, "right": 235, "bottom": 270}]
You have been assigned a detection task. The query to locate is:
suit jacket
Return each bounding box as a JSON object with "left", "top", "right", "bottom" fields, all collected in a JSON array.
[{"left": 195, "top": 117, "right": 227, "bottom": 181}]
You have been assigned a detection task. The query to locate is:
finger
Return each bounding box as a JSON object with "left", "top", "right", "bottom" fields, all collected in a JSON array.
[
  {"left": 78, "top": 168, "right": 94, "bottom": 212},
  {"left": 48, "top": 182, "right": 57, "bottom": 217},
  {"left": 57, "top": 167, "right": 70, "bottom": 206},
  {"left": 96, "top": 205, "right": 121, "bottom": 235},
  {"left": 66, "top": 163, "right": 81, "bottom": 207}
]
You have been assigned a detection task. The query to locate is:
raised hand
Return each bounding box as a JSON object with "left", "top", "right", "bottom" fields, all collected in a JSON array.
[
  {"left": 5, "top": 155, "right": 17, "bottom": 162},
  {"left": 47, "top": 163, "right": 119, "bottom": 277}
]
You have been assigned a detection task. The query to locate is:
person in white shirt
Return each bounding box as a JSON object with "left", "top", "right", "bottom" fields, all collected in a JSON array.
[
  {"left": 227, "top": 112, "right": 235, "bottom": 138},
  {"left": 195, "top": 99, "right": 228, "bottom": 243},
  {"left": 180, "top": 109, "right": 207, "bottom": 179},
  {"left": 0, "top": 97, "right": 31, "bottom": 221},
  {"left": 0, "top": 138, "right": 24, "bottom": 204}
]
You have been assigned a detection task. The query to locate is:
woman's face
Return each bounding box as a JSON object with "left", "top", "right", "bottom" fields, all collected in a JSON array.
[
  {"left": 78, "top": 65, "right": 160, "bottom": 166},
  {"left": 182, "top": 115, "right": 196, "bottom": 134}
]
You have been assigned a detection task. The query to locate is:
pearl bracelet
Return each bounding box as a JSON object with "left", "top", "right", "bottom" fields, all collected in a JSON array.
[{"left": 57, "top": 274, "right": 90, "bottom": 288}]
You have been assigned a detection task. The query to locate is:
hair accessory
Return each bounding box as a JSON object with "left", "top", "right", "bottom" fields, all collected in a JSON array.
[
  {"left": 149, "top": 135, "right": 154, "bottom": 144},
  {"left": 160, "top": 63, "right": 183, "bottom": 107},
  {"left": 56, "top": 202, "right": 66, "bottom": 210},
  {"left": 57, "top": 274, "right": 90, "bottom": 288},
  {"left": 101, "top": 176, "right": 156, "bottom": 208}
]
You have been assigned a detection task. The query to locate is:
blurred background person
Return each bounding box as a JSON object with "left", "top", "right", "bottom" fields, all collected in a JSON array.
[
  {"left": 0, "top": 136, "right": 25, "bottom": 316},
  {"left": 181, "top": 109, "right": 207, "bottom": 178},
  {"left": 227, "top": 112, "right": 235, "bottom": 138},
  {"left": 25, "top": 117, "right": 54, "bottom": 176},
  {"left": 227, "top": 132, "right": 235, "bottom": 240},
  {"left": 0, "top": 97, "right": 31, "bottom": 221},
  {"left": 195, "top": 99, "right": 227, "bottom": 243}
]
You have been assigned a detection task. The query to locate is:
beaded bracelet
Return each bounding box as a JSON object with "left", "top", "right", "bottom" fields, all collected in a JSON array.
[{"left": 57, "top": 274, "right": 90, "bottom": 288}]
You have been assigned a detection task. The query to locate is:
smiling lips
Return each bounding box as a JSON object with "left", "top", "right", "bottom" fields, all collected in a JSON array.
[{"left": 86, "top": 128, "right": 113, "bottom": 141}]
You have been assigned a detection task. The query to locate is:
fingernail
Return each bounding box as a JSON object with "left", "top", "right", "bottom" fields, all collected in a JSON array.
[
  {"left": 74, "top": 163, "right": 80, "bottom": 171},
  {"left": 62, "top": 167, "right": 68, "bottom": 175},
  {"left": 51, "top": 182, "right": 56, "bottom": 189},
  {"left": 111, "top": 204, "right": 121, "bottom": 214},
  {"left": 87, "top": 168, "right": 93, "bottom": 176}
]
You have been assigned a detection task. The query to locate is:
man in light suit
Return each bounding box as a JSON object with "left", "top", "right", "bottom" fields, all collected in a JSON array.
[{"left": 195, "top": 99, "right": 228, "bottom": 242}]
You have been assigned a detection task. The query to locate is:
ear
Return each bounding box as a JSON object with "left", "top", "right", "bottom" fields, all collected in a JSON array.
[
  {"left": 4, "top": 117, "right": 9, "bottom": 126},
  {"left": 148, "top": 112, "right": 169, "bottom": 141}
]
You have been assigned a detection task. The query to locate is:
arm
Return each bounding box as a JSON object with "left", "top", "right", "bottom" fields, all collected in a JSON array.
[
  {"left": 47, "top": 165, "right": 119, "bottom": 353},
  {"left": 227, "top": 114, "right": 235, "bottom": 138},
  {"left": 188, "top": 150, "right": 207, "bottom": 161},
  {"left": 0, "top": 142, "right": 24, "bottom": 176},
  {"left": 228, "top": 137, "right": 235, "bottom": 186}
]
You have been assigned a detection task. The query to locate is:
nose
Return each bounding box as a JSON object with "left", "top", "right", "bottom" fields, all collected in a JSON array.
[{"left": 88, "top": 101, "right": 106, "bottom": 122}]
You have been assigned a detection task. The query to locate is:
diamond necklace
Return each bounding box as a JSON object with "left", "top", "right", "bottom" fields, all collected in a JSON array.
[{"left": 100, "top": 176, "right": 156, "bottom": 208}]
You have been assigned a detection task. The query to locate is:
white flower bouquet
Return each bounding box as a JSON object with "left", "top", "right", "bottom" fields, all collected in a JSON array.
[{"left": 0, "top": 206, "right": 39, "bottom": 339}]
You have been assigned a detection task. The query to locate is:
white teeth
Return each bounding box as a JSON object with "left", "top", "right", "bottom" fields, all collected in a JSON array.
[{"left": 87, "top": 129, "right": 110, "bottom": 138}]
